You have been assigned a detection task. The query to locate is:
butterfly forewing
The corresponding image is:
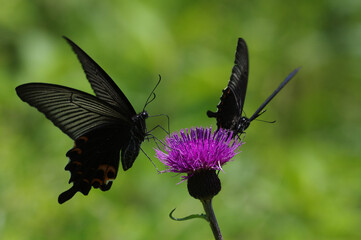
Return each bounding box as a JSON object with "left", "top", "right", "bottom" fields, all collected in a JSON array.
[
  {"left": 207, "top": 38, "right": 249, "bottom": 131},
  {"left": 228, "top": 38, "right": 249, "bottom": 113},
  {"left": 63, "top": 36, "right": 137, "bottom": 118},
  {"left": 16, "top": 83, "right": 130, "bottom": 140}
]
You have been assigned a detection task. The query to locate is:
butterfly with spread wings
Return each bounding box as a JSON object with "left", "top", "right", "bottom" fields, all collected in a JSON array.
[
  {"left": 16, "top": 37, "right": 157, "bottom": 204},
  {"left": 207, "top": 38, "right": 300, "bottom": 136}
]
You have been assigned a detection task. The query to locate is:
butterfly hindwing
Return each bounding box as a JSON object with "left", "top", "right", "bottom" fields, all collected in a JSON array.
[{"left": 59, "top": 127, "right": 126, "bottom": 204}]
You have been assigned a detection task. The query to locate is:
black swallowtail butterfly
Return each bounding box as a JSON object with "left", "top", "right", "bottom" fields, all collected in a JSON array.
[
  {"left": 16, "top": 37, "right": 158, "bottom": 204},
  {"left": 207, "top": 38, "right": 299, "bottom": 136}
]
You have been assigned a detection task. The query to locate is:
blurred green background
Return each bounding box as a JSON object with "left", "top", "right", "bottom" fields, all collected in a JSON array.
[{"left": 1, "top": 0, "right": 360, "bottom": 239}]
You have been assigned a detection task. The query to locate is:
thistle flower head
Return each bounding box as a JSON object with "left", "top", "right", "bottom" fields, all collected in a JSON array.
[
  {"left": 156, "top": 127, "right": 242, "bottom": 175},
  {"left": 155, "top": 127, "right": 243, "bottom": 200}
]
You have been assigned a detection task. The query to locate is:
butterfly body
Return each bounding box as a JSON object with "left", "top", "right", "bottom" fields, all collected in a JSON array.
[
  {"left": 16, "top": 37, "right": 153, "bottom": 204},
  {"left": 121, "top": 111, "right": 148, "bottom": 170},
  {"left": 208, "top": 109, "right": 250, "bottom": 134},
  {"left": 207, "top": 38, "right": 299, "bottom": 136}
]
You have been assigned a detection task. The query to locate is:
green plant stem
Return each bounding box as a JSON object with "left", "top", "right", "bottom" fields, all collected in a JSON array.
[{"left": 201, "top": 198, "right": 223, "bottom": 240}]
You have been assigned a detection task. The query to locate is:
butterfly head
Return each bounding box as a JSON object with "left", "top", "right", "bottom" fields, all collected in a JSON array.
[
  {"left": 132, "top": 110, "right": 149, "bottom": 123},
  {"left": 140, "top": 111, "right": 149, "bottom": 120},
  {"left": 237, "top": 117, "right": 250, "bottom": 134}
]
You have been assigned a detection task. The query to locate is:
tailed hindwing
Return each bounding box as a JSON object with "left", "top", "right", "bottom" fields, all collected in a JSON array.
[{"left": 58, "top": 127, "right": 126, "bottom": 204}]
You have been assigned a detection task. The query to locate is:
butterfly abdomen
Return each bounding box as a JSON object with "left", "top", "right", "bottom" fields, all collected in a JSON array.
[
  {"left": 119, "top": 112, "right": 148, "bottom": 171},
  {"left": 121, "top": 136, "right": 142, "bottom": 171}
]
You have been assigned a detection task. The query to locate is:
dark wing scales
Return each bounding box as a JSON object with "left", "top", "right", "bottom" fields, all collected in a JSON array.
[
  {"left": 121, "top": 135, "right": 142, "bottom": 171},
  {"left": 228, "top": 38, "right": 249, "bottom": 113},
  {"left": 63, "top": 36, "right": 137, "bottom": 118},
  {"left": 59, "top": 127, "right": 128, "bottom": 204},
  {"left": 208, "top": 87, "right": 240, "bottom": 130},
  {"left": 16, "top": 83, "right": 131, "bottom": 140},
  {"left": 207, "top": 38, "right": 249, "bottom": 131}
]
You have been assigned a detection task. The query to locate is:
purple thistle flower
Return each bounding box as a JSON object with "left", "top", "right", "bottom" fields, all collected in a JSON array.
[
  {"left": 156, "top": 127, "right": 242, "bottom": 175},
  {"left": 155, "top": 127, "right": 242, "bottom": 200}
]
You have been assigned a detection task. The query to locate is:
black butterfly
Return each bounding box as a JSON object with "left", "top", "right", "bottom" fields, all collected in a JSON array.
[
  {"left": 207, "top": 38, "right": 299, "bottom": 136},
  {"left": 16, "top": 37, "right": 157, "bottom": 204}
]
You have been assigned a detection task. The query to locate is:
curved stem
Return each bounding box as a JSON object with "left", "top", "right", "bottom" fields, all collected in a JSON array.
[
  {"left": 169, "top": 208, "right": 208, "bottom": 221},
  {"left": 201, "top": 198, "right": 223, "bottom": 240}
]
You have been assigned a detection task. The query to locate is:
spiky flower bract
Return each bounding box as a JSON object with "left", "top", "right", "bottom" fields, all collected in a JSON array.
[{"left": 155, "top": 127, "right": 242, "bottom": 199}]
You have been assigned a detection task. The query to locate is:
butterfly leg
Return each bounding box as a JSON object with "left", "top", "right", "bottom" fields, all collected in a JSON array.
[
  {"left": 147, "top": 113, "right": 170, "bottom": 136},
  {"left": 146, "top": 133, "right": 172, "bottom": 150},
  {"left": 207, "top": 110, "right": 218, "bottom": 118},
  {"left": 239, "top": 132, "right": 247, "bottom": 142},
  {"left": 140, "top": 147, "right": 160, "bottom": 173},
  {"left": 147, "top": 124, "right": 169, "bottom": 136}
]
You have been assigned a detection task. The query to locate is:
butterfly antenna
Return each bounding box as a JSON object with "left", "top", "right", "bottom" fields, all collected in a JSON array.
[
  {"left": 242, "top": 109, "right": 248, "bottom": 118},
  {"left": 254, "top": 109, "right": 267, "bottom": 118},
  {"left": 143, "top": 92, "right": 156, "bottom": 111},
  {"left": 254, "top": 118, "right": 276, "bottom": 124},
  {"left": 143, "top": 75, "right": 162, "bottom": 111},
  {"left": 253, "top": 109, "right": 276, "bottom": 124},
  {"left": 249, "top": 67, "right": 300, "bottom": 122}
]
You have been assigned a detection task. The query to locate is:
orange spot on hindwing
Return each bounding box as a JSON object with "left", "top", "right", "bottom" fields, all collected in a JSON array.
[{"left": 60, "top": 129, "right": 122, "bottom": 203}]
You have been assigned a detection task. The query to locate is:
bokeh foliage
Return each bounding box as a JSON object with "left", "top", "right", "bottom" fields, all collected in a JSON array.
[{"left": 1, "top": 0, "right": 360, "bottom": 239}]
